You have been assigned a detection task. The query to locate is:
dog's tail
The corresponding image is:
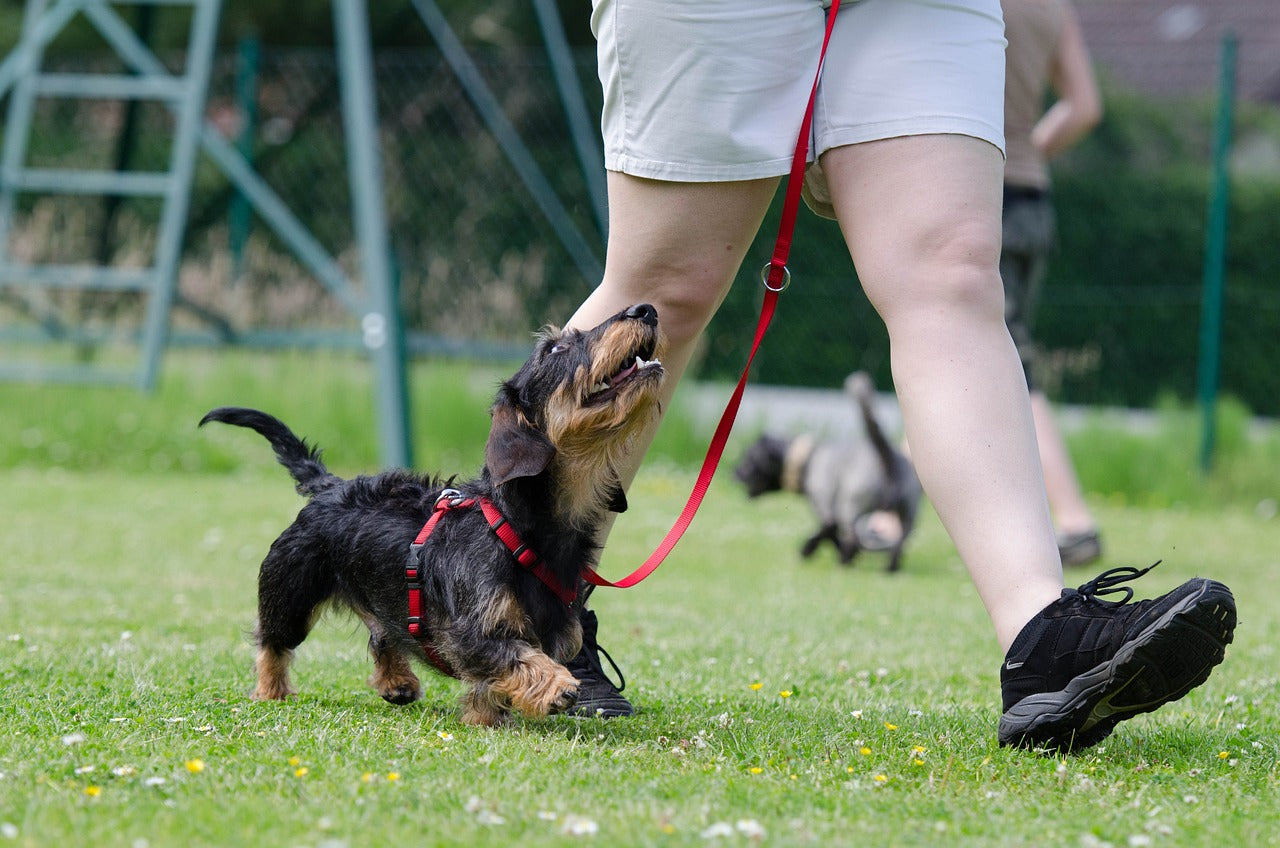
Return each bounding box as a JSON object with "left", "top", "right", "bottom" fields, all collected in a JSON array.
[
  {"left": 844, "top": 372, "right": 899, "bottom": 478},
  {"left": 199, "top": 406, "right": 333, "bottom": 496}
]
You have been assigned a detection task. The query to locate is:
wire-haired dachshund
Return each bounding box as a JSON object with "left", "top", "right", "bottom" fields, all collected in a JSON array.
[{"left": 200, "top": 303, "right": 665, "bottom": 726}]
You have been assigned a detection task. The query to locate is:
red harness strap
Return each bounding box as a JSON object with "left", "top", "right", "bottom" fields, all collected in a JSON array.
[{"left": 405, "top": 491, "right": 578, "bottom": 673}]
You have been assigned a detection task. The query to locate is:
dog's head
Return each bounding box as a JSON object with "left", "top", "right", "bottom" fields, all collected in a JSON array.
[
  {"left": 733, "top": 434, "right": 791, "bottom": 497},
  {"left": 485, "top": 303, "right": 665, "bottom": 523}
]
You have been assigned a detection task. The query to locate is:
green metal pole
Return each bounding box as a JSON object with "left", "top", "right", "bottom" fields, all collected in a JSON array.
[
  {"left": 229, "top": 33, "right": 259, "bottom": 282},
  {"left": 1197, "top": 31, "right": 1236, "bottom": 472},
  {"left": 333, "top": 0, "right": 412, "bottom": 469}
]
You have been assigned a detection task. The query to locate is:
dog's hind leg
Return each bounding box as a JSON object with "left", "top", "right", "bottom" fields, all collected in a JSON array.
[
  {"left": 252, "top": 644, "right": 297, "bottom": 701},
  {"left": 363, "top": 617, "right": 422, "bottom": 705},
  {"left": 884, "top": 502, "right": 918, "bottom": 573},
  {"left": 836, "top": 537, "right": 863, "bottom": 566},
  {"left": 801, "top": 523, "right": 838, "bottom": 558},
  {"left": 252, "top": 539, "right": 334, "bottom": 700}
]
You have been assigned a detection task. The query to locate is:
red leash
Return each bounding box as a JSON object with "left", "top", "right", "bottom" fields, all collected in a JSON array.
[{"left": 583, "top": 0, "right": 841, "bottom": 591}]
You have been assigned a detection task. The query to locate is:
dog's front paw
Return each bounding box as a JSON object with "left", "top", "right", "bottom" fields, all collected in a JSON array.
[
  {"left": 548, "top": 683, "right": 579, "bottom": 715},
  {"left": 492, "top": 653, "right": 582, "bottom": 719}
]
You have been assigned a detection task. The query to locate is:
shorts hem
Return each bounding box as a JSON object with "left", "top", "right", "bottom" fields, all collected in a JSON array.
[
  {"left": 604, "top": 153, "right": 801, "bottom": 183},
  {"left": 815, "top": 117, "right": 1005, "bottom": 157}
]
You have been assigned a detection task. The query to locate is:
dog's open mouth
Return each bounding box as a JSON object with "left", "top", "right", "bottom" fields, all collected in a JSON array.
[{"left": 588, "top": 342, "right": 661, "bottom": 403}]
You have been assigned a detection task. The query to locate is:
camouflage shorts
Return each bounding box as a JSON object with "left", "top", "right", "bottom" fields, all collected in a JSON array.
[{"left": 1000, "top": 189, "right": 1057, "bottom": 389}]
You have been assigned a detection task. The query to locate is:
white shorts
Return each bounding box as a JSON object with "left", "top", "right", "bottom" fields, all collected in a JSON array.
[{"left": 592, "top": 0, "right": 1007, "bottom": 216}]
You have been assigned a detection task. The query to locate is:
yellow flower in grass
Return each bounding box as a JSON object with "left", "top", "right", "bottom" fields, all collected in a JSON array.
[
  {"left": 749, "top": 682, "right": 763, "bottom": 691},
  {"left": 288, "top": 756, "right": 301, "bottom": 767},
  {"left": 1218, "top": 751, "right": 1230, "bottom": 760},
  {"left": 860, "top": 747, "right": 872, "bottom": 756},
  {"left": 387, "top": 772, "right": 401, "bottom": 782},
  {"left": 884, "top": 722, "right": 898, "bottom": 731},
  {"left": 873, "top": 774, "right": 888, "bottom": 784},
  {"left": 84, "top": 786, "right": 102, "bottom": 797},
  {"left": 779, "top": 690, "right": 793, "bottom": 699},
  {"left": 749, "top": 767, "right": 763, "bottom": 775},
  {"left": 294, "top": 767, "right": 309, "bottom": 778},
  {"left": 184, "top": 759, "right": 205, "bottom": 774},
  {"left": 361, "top": 772, "right": 375, "bottom": 784}
]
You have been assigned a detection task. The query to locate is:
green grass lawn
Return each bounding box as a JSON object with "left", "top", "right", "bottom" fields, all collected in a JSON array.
[{"left": 2, "top": 460, "right": 1276, "bottom": 847}]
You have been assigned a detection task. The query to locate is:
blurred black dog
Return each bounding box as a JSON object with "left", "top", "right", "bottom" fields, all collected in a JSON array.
[
  {"left": 734, "top": 372, "right": 920, "bottom": 572},
  {"left": 201, "top": 304, "right": 664, "bottom": 726}
]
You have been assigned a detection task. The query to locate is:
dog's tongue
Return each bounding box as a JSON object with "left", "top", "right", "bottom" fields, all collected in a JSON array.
[{"left": 611, "top": 358, "right": 638, "bottom": 384}]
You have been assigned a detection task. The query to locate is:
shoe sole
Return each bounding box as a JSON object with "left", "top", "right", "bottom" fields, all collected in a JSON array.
[{"left": 998, "top": 578, "right": 1236, "bottom": 753}]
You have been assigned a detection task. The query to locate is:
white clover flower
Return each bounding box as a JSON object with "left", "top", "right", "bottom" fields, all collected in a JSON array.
[
  {"left": 560, "top": 815, "right": 599, "bottom": 836},
  {"left": 701, "top": 822, "right": 735, "bottom": 839}
]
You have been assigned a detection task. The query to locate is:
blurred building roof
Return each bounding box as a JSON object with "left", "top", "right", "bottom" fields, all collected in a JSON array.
[{"left": 1076, "top": 0, "right": 1280, "bottom": 102}]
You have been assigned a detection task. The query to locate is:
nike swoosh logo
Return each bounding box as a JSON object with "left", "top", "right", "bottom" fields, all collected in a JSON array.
[{"left": 1004, "top": 661, "right": 1025, "bottom": 671}]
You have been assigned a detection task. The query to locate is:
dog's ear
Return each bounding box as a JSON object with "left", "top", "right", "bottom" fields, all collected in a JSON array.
[
  {"left": 485, "top": 400, "right": 556, "bottom": 486},
  {"left": 605, "top": 472, "right": 628, "bottom": 513}
]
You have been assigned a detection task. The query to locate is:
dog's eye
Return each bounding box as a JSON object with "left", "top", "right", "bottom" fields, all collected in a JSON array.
[{"left": 548, "top": 343, "right": 566, "bottom": 355}]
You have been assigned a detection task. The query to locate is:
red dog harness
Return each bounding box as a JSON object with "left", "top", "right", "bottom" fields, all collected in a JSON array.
[{"left": 405, "top": 490, "right": 579, "bottom": 674}]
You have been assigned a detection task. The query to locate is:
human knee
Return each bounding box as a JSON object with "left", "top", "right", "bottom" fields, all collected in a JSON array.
[
  {"left": 875, "top": 222, "right": 1004, "bottom": 323},
  {"left": 606, "top": 264, "right": 732, "bottom": 347}
]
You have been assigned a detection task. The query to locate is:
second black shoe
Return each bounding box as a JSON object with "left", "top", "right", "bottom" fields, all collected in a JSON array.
[{"left": 564, "top": 608, "right": 635, "bottom": 718}]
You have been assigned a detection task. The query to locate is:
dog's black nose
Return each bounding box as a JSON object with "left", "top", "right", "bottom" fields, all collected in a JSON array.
[{"left": 625, "top": 303, "right": 658, "bottom": 327}]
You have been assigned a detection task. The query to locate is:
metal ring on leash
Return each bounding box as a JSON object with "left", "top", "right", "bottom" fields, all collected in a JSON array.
[{"left": 760, "top": 262, "right": 791, "bottom": 293}]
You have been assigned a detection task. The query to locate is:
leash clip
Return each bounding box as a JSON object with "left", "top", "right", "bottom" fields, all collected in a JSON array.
[{"left": 760, "top": 262, "right": 791, "bottom": 293}]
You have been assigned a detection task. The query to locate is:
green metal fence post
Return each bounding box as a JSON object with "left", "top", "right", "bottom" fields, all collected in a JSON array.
[
  {"left": 333, "top": 0, "right": 412, "bottom": 469},
  {"left": 229, "top": 33, "right": 259, "bottom": 282},
  {"left": 1196, "top": 31, "right": 1236, "bottom": 472}
]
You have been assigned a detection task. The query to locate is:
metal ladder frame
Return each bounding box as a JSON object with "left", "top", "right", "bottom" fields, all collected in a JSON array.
[
  {"left": 0, "top": 0, "right": 220, "bottom": 389},
  {"left": 0, "top": 0, "right": 413, "bottom": 466}
]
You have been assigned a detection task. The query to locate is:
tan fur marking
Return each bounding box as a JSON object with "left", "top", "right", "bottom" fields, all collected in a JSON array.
[
  {"left": 480, "top": 588, "right": 532, "bottom": 638},
  {"left": 460, "top": 683, "right": 509, "bottom": 727},
  {"left": 368, "top": 648, "right": 421, "bottom": 701},
  {"left": 253, "top": 647, "right": 295, "bottom": 700},
  {"left": 489, "top": 647, "right": 580, "bottom": 718}
]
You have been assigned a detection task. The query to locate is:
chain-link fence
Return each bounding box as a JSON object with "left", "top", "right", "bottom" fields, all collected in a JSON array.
[{"left": 3, "top": 39, "right": 1280, "bottom": 415}]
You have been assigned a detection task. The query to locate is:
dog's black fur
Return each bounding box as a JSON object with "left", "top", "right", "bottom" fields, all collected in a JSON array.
[{"left": 201, "top": 304, "right": 664, "bottom": 726}]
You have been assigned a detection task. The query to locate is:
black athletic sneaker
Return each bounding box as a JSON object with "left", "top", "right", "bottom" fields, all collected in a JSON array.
[
  {"left": 998, "top": 563, "right": 1236, "bottom": 752},
  {"left": 564, "top": 608, "right": 634, "bottom": 718}
]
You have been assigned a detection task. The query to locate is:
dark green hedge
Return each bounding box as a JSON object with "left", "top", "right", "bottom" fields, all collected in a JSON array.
[{"left": 700, "top": 119, "right": 1280, "bottom": 416}]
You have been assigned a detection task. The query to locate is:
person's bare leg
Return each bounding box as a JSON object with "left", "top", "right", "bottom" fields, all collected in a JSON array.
[
  {"left": 822, "top": 135, "right": 1063, "bottom": 651},
  {"left": 566, "top": 172, "right": 779, "bottom": 560},
  {"left": 1030, "top": 390, "right": 1096, "bottom": 536}
]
